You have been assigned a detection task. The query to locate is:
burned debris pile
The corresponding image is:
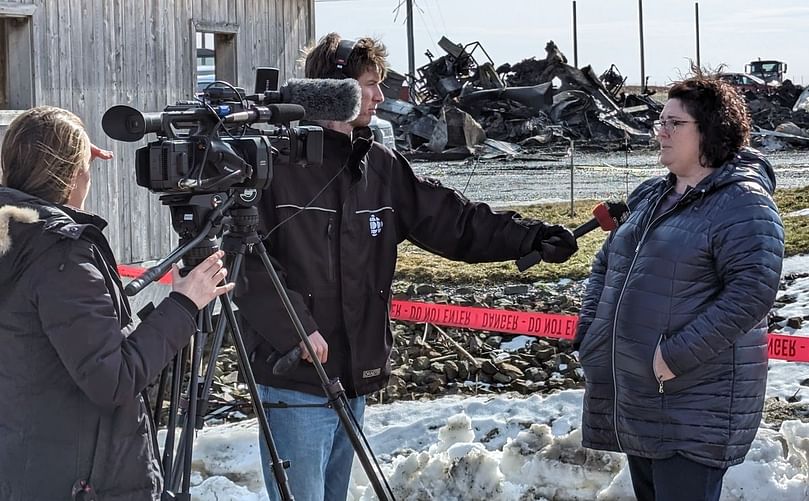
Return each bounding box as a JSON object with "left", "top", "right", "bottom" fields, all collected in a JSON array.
[
  {"left": 745, "top": 81, "right": 809, "bottom": 150},
  {"left": 378, "top": 36, "right": 809, "bottom": 158},
  {"left": 378, "top": 37, "right": 660, "bottom": 158}
]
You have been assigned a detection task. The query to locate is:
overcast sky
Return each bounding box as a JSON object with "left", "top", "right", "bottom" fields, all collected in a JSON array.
[{"left": 314, "top": 0, "right": 809, "bottom": 86}]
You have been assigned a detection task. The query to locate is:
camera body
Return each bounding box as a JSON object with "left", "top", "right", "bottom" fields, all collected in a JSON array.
[
  {"left": 103, "top": 73, "right": 323, "bottom": 199},
  {"left": 134, "top": 130, "right": 273, "bottom": 193}
]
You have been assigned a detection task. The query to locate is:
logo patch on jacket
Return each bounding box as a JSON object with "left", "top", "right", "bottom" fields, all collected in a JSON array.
[
  {"left": 362, "top": 368, "right": 381, "bottom": 378},
  {"left": 369, "top": 214, "right": 383, "bottom": 237}
]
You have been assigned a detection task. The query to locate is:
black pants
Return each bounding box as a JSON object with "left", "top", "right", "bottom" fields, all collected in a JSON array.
[{"left": 627, "top": 454, "right": 728, "bottom": 501}]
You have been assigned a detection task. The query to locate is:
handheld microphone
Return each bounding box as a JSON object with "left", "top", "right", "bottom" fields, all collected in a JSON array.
[
  {"left": 571, "top": 200, "right": 629, "bottom": 238},
  {"left": 516, "top": 200, "right": 630, "bottom": 272},
  {"left": 258, "top": 78, "right": 362, "bottom": 122}
]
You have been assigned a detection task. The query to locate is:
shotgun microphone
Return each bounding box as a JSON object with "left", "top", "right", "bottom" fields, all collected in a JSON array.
[
  {"left": 254, "top": 78, "right": 362, "bottom": 122},
  {"left": 516, "top": 200, "right": 630, "bottom": 272}
]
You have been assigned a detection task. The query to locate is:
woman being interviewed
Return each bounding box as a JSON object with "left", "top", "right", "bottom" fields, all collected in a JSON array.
[
  {"left": 575, "top": 72, "right": 784, "bottom": 501},
  {"left": 0, "top": 106, "right": 234, "bottom": 500}
]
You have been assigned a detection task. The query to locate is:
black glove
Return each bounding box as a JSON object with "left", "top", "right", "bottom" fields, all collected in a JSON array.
[{"left": 534, "top": 224, "right": 578, "bottom": 263}]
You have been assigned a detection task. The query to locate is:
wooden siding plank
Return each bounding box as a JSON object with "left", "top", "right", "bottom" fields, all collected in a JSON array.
[
  {"left": 120, "top": 0, "right": 139, "bottom": 260},
  {"left": 43, "top": 0, "right": 59, "bottom": 104},
  {"left": 236, "top": 0, "right": 254, "bottom": 92},
  {"left": 57, "top": 0, "right": 72, "bottom": 109},
  {"left": 139, "top": 0, "right": 158, "bottom": 262},
  {"left": 26, "top": 0, "right": 43, "bottom": 104},
  {"left": 78, "top": 0, "right": 97, "bottom": 244},
  {"left": 91, "top": 0, "right": 120, "bottom": 256},
  {"left": 0, "top": 20, "right": 6, "bottom": 107}
]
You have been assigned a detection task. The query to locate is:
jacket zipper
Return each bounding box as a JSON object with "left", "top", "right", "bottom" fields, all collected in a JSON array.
[
  {"left": 610, "top": 186, "right": 691, "bottom": 449},
  {"left": 655, "top": 334, "right": 665, "bottom": 394},
  {"left": 327, "top": 215, "right": 336, "bottom": 281},
  {"left": 341, "top": 183, "right": 358, "bottom": 390}
]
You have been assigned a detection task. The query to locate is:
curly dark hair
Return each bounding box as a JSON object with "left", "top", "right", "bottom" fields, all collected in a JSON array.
[{"left": 668, "top": 71, "right": 750, "bottom": 168}]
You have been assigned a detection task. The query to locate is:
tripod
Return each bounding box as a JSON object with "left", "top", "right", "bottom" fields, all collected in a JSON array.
[{"left": 126, "top": 190, "right": 395, "bottom": 500}]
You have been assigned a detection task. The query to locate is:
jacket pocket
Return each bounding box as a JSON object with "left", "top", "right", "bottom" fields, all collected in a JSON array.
[
  {"left": 659, "top": 362, "right": 732, "bottom": 394},
  {"left": 377, "top": 288, "right": 393, "bottom": 348},
  {"left": 577, "top": 326, "right": 594, "bottom": 362}
]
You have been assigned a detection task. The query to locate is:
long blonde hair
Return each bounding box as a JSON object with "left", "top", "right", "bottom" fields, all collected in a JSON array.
[{"left": 1, "top": 106, "right": 91, "bottom": 204}]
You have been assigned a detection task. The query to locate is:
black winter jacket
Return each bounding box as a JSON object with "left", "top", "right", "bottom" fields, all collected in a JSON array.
[
  {"left": 575, "top": 148, "right": 784, "bottom": 469},
  {"left": 235, "top": 127, "right": 545, "bottom": 397},
  {"left": 0, "top": 187, "right": 197, "bottom": 500}
]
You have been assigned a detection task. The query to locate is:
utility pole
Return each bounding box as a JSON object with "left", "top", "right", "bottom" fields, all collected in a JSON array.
[
  {"left": 638, "top": 0, "right": 646, "bottom": 92},
  {"left": 572, "top": 1, "right": 578, "bottom": 68},
  {"left": 406, "top": 0, "right": 415, "bottom": 88},
  {"left": 695, "top": 2, "right": 701, "bottom": 68}
]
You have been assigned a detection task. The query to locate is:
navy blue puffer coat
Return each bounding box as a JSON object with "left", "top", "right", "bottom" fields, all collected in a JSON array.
[{"left": 575, "top": 148, "right": 784, "bottom": 469}]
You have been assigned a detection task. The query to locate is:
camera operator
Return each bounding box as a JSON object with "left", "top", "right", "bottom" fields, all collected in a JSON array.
[
  {"left": 0, "top": 106, "right": 234, "bottom": 500},
  {"left": 235, "top": 33, "right": 578, "bottom": 501}
]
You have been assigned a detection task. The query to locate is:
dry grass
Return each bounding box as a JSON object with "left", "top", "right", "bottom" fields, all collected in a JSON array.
[
  {"left": 394, "top": 186, "right": 809, "bottom": 285},
  {"left": 776, "top": 185, "right": 809, "bottom": 258}
]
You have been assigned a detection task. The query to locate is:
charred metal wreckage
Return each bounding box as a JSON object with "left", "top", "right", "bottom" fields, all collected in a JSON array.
[{"left": 377, "top": 37, "right": 809, "bottom": 158}]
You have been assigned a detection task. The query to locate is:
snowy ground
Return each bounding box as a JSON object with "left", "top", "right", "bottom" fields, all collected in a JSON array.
[{"left": 186, "top": 256, "right": 809, "bottom": 501}]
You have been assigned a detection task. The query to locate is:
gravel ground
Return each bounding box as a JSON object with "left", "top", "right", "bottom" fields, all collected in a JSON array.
[
  {"left": 148, "top": 148, "right": 809, "bottom": 425},
  {"left": 411, "top": 150, "right": 809, "bottom": 208}
]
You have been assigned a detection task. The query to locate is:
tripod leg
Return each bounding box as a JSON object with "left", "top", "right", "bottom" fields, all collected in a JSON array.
[
  {"left": 158, "top": 245, "right": 291, "bottom": 499},
  {"left": 153, "top": 367, "right": 168, "bottom": 426},
  {"left": 162, "top": 346, "right": 187, "bottom": 486},
  {"left": 218, "top": 290, "right": 295, "bottom": 501},
  {"left": 189, "top": 246, "right": 247, "bottom": 432},
  {"left": 165, "top": 307, "right": 210, "bottom": 499},
  {"left": 249, "top": 240, "right": 395, "bottom": 501},
  {"left": 140, "top": 389, "right": 164, "bottom": 477}
]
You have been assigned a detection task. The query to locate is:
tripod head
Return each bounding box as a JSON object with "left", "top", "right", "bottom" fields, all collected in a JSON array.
[{"left": 123, "top": 188, "right": 261, "bottom": 296}]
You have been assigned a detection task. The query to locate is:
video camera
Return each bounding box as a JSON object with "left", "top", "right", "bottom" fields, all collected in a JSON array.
[{"left": 101, "top": 68, "right": 361, "bottom": 198}]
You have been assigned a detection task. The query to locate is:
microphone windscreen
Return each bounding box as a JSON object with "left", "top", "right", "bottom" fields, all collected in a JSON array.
[
  {"left": 592, "top": 202, "right": 618, "bottom": 231},
  {"left": 606, "top": 200, "right": 630, "bottom": 222},
  {"left": 281, "top": 78, "right": 362, "bottom": 122}
]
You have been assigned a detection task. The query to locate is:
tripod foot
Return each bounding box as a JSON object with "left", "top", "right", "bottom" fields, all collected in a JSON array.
[{"left": 162, "top": 491, "right": 191, "bottom": 501}]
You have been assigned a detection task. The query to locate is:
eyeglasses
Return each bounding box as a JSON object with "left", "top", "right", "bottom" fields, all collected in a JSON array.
[{"left": 652, "top": 119, "right": 698, "bottom": 135}]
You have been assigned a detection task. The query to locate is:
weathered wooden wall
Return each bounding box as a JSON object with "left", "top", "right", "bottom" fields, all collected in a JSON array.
[
  {"left": 1, "top": 0, "right": 315, "bottom": 263},
  {"left": 0, "top": 20, "right": 6, "bottom": 108}
]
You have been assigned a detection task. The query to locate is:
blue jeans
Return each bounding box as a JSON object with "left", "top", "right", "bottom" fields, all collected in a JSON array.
[
  {"left": 627, "top": 454, "right": 728, "bottom": 501},
  {"left": 256, "top": 384, "right": 366, "bottom": 501}
]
